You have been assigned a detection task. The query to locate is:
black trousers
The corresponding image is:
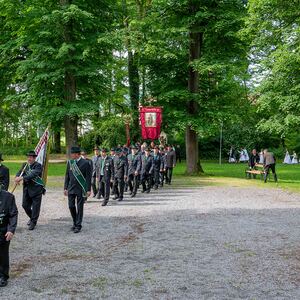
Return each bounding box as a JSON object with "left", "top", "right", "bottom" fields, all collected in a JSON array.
[
  {"left": 141, "top": 173, "right": 151, "bottom": 192},
  {"left": 128, "top": 174, "right": 139, "bottom": 195},
  {"left": 99, "top": 176, "right": 111, "bottom": 203},
  {"left": 114, "top": 178, "right": 125, "bottom": 200},
  {"left": 165, "top": 167, "right": 173, "bottom": 184},
  {"left": 68, "top": 193, "right": 84, "bottom": 229},
  {"left": 91, "top": 176, "right": 98, "bottom": 196},
  {"left": 160, "top": 171, "right": 165, "bottom": 186},
  {"left": 0, "top": 241, "right": 10, "bottom": 279},
  {"left": 264, "top": 164, "right": 277, "bottom": 182},
  {"left": 153, "top": 169, "right": 160, "bottom": 188},
  {"left": 22, "top": 191, "right": 42, "bottom": 225}
]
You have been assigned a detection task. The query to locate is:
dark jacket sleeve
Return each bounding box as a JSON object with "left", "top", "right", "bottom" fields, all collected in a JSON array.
[
  {"left": 85, "top": 161, "right": 92, "bottom": 192},
  {"left": 124, "top": 157, "right": 128, "bottom": 177},
  {"left": 7, "top": 194, "right": 18, "bottom": 234},
  {"left": 23, "top": 163, "right": 42, "bottom": 181},
  {"left": 64, "top": 161, "right": 70, "bottom": 190},
  {"left": 3, "top": 167, "right": 9, "bottom": 191}
]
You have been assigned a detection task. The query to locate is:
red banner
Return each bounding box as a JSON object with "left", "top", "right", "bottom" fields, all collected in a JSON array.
[{"left": 140, "top": 106, "right": 163, "bottom": 140}]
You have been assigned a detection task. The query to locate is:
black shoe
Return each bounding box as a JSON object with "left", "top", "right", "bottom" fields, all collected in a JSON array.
[
  {"left": 73, "top": 228, "right": 81, "bottom": 233},
  {"left": 28, "top": 222, "right": 36, "bottom": 231},
  {"left": 154, "top": 186, "right": 158, "bottom": 190},
  {"left": 141, "top": 190, "right": 145, "bottom": 193},
  {"left": 118, "top": 198, "right": 123, "bottom": 202},
  {"left": 27, "top": 220, "right": 31, "bottom": 226},
  {"left": 71, "top": 226, "right": 75, "bottom": 231},
  {"left": 131, "top": 193, "right": 136, "bottom": 198},
  {"left": 146, "top": 189, "right": 150, "bottom": 194},
  {"left": 101, "top": 201, "right": 108, "bottom": 206},
  {"left": 113, "top": 196, "right": 119, "bottom": 200},
  {"left": 0, "top": 278, "right": 8, "bottom": 287},
  {"left": 129, "top": 191, "right": 133, "bottom": 195}
]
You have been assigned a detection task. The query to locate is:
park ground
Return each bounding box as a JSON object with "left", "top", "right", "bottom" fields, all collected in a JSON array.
[{"left": 0, "top": 160, "right": 300, "bottom": 299}]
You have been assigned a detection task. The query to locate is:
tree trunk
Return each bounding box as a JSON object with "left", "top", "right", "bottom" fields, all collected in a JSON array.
[
  {"left": 185, "top": 25, "right": 204, "bottom": 174},
  {"left": 53, "top": 130, "right": 61, "bottom": 153},
  {"left": 64, "top": 115, "right": 78, "bottom": 156}
]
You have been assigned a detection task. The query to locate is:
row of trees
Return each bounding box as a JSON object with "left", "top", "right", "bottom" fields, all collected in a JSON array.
[{"left": 0, "top": 0, "right": 299, "bottom": 172}]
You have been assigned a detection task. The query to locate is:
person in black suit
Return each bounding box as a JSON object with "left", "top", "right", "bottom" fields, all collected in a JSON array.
[
  {"left": 81, "top": 150, "right": 93, "bottom": 202},
  {"left": 139, "top": 147, "right": 153, "bottom": 193},
  {"left": 127, "top": 145, "right": 141, "bottom": 198},
  {"left": 96, "top": 148, "right": 114, "bottom": 206},
  {"left": 113, "top": 148, "right": 128, "bottom": 202},
  {"left": 0, "top": 188, "right": 18, "bottom": 287},
  {"left": 15, "top": 151, "right": 44, "bottom": 230},
  {"left": 152, "top": 146, "right": 163, "bottom": 190},
  {"left": 165, "top": 145, "right": 176, "bottom": 185},
  {"left": 64, "top": 146, "right": 92, "bottom": 233},
  {"left": 0, "top": 154, "right": 9, "bottom": 191}
]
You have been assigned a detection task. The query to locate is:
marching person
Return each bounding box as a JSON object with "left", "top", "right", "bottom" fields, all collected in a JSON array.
[
  {"left": 110, "top": 148, "right": 117, "bottom": 195},
  {"left": 64, "top": 146, "right": 92, "bottom": 233},
  {"left": 127, "top": 145, "right": 141, "bottom": 198},
  {"left": 152, "top": 146, "right": 163, "bottom": 190},
  {"left": 15, "top": 151, "right": 45, "bottom": 230},
  {"left": 0, "top": 154, "right": 9, "bottom": 191},
  {"left": 263, "top": 149, "right": 278, "bottom": 183},
  {"left": 139, "top": 147, "right": 153, "bottom": 193},
  {"left": 159, "top": 146, "right": 166, "bottom": 187},
  {"left": 165, "top": 145, "right": 176, "bottom": 185},
  {"left": 96, "top": 148, "right": 114, "bottom": 206},
  {"left": 113, "top": 148, "right": 128, "bottom": 201},
  {"left": 0, "top": 187, "right": 18, "bottom": 287},
  {"left": 91, "top": 146, "right": 100, "bottom": 197},
  {"left": 80, "top": 150, "right": 93, "bottom": 203}
]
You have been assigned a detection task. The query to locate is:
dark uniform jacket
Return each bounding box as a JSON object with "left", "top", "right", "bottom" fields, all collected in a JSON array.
[
  {"left": 127, "top": 153, "right": 141, "bottom": 175},
  {"left": 113, "top": 156, "right": 128, "bottom": 179},
  {"left": 139, "top": 155, "right": 154, "bottom": 175},
  {"left": 96, "top": 156, "right": 114, "bottom": 180},
  {"left": 16, "top": 162, "right": 44, "bottom": 197},
  {"left": 152, "top": 153, "right": 163, "bottom": 171},
  {"left": 165, "top": 150, "right": 176, "bottom": 168},
  {"left": 249, "top": 154, "right": 260, "bottom": 168},
  {"left": 0, "top": 165, "right": 9, "bottom": 191},
  {"left": 160, "top": 153, "right": 167, "bottom": 170},
  {"left": 0, "top": 190, "right": 18, "bottom": 244},
  {"left": 91, "top": 155, "right": 99, "bottom": 177},
  {"left": 64, "top": 158, "right": 92, "bottom": 195}
]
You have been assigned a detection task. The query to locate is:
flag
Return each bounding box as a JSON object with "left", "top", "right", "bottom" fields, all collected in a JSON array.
[
  {"left": 139, "top": 106, "right": 163, "bottom": 140},
  {"left": 35, "top": 127, "right": 50, "bottom": 185}
]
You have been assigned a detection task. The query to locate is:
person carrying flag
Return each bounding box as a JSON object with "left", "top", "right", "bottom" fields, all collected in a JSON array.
[
  {"left": 64, "top": 146, "right": 92, "bottom": 233},
  {"left": 15, "top": 151, "right": 45, "bottom": 231}
]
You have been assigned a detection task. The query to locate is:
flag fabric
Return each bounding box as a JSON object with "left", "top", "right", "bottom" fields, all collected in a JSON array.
[
  {"left": 139, "top": 106, "right": 163, "bottom": 140},
  {"left": 35, "top": 128, "right": 50, "bottom": 185}
]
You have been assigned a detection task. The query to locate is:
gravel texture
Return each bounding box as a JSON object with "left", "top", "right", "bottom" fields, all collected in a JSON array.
[{"left": 1, "top": 184, "right": 300, "bottom": 299}]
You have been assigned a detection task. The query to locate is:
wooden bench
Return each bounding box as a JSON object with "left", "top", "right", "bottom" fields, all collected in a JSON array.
[{"left": 245, "top": 164, "right": 265, "bottom": 180}]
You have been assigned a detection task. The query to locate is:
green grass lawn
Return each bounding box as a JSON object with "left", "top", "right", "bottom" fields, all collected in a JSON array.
[{"left": 3, "top": 160, "right": 300, "bottom": 193}]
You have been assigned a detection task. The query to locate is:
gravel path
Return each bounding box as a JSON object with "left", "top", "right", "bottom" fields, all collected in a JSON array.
[{"left": 1, "top": 184, "right": 300, "bottom": 299}]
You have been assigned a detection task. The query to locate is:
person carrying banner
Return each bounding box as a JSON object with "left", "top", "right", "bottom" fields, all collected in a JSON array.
[
  {"left": 64, "top": 146, "right": 92, "bottom": 233},
  {"left": 96, "top": 148, "right": 114, "bottom": 206},
  {"left": 0, "top": 154, "right": 9, "bottom": 191},
  {"left": 15, "top": 151, "right": 45, "bottom": 230},
  {"left": 112, "top": 148, "right": 128, "bottom": 202},
  {"left": 127, "top": 145, "right": 141, "bottom": 198},
  {"left": 0, "top": 187, "right": 18, "bottom": 287}
]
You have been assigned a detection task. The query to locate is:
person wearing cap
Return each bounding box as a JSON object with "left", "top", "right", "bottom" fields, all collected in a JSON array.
[
  {"left": 152, "top": 146, "right": 164, "bottom": 190},
  {"left": 15, "top": 151, "right": 44, "bottom": 230},
  {"left": 165, "top": 145, "right": 176, "bottom": 185},
  {"left": 0, "top": 187, "right": 18, "bottom": 287},
  {"left": 80, "top": 150, "right": 93, "bottom": 202},
  {"left": 159, "top": 147, "right": 167, "bottom": 187},
  {"left": 127, "top": 145, "right": 141, "bottom": 197},
  {"left": 64, "top": 146, "right": 92, "bottom": 233},
  {"left": 96, "top": 148, "right": 114, "bottom": 206},
  {"left": 0, "top": 154, "right": 9, "bottom": 191},
  {"left": 112, "top": 148, "right": 128, "bottom": 201},
  {"left": 91, "top": 146, "right": 100, "bottom": 197},
  {"left": 138, "top": 147, "right": 154, "bottom": 193}
]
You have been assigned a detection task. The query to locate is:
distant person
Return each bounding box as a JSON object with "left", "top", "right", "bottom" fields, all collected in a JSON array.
[
  {"left": 165, "top": 145, "right": 176, "bottom": 185},
  {"left": 239, "top": 147, "right": 249, "bottom": 163},
  {"left": 0, "top": 188, "right": 18, "bottom": 287},
  {"left": 91, "top": 146, "right": 100, "bottom": 197},
  {"left": 291, "top": 151, "right": 298, "bottom": 164},
  {"left": 263, "top": 149, "right": 278, "bottom": 183},
  {"left": 175, "top": 145, "right": 181, "bottom": 163},
  {"left": 228, "top": 146, "right": 236, "bottom": 163},
  {"left": 249, "top": 149, "right": 260, "bottom": 169},
  {"left": 0, "top": 154, "right": 9, "bottom": 191},
  {"left": 81, "top": 150, "right": 93, "bottom": 203},
  {"left": 259, "top": 149, "right": 264, "bottom": 164},
  {"left": 283, "top": 149, "right": 292, "bottom": 164}
]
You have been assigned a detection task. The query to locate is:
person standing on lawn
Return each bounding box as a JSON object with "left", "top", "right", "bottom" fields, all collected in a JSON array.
[{"left": 263, "top": 149, "right": 278, "bottom": 183}]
